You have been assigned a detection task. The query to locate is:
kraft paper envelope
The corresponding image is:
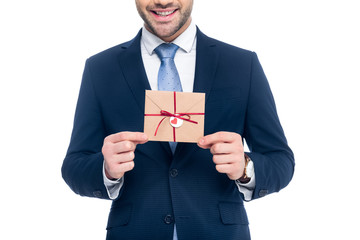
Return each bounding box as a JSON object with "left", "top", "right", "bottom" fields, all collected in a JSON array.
[{"left": 144, "top": 90, "right": 205, "bottom": 143}]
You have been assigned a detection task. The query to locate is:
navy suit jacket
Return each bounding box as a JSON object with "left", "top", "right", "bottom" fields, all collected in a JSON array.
[{"left": 62, "top": 28, "right": 294, "bottom": 240}]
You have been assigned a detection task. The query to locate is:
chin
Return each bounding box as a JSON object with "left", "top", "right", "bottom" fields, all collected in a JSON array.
[{"left": 154, "top": 26, "right": 180, "bottom": 39}]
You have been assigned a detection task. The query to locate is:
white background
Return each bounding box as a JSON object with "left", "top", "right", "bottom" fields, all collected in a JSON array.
[{"left": 1, "top": 0, "right": 359, "bottom": 239}]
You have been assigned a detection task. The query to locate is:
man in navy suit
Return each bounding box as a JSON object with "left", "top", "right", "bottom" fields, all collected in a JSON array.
[{"left": 62, "top": 0, "right": 295, "bottom": 239}]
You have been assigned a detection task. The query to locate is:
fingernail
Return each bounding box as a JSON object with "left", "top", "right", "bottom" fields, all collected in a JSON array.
[
  {"left": 142, "top": 133, "right": 147, "bottom": 140},
  {"left": 199, "top": 138, "right": 205, "bottom": 145}
]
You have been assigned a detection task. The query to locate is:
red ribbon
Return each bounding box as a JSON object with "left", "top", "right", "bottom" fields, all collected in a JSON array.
[{"left": 144, "top": 91, "right": 204, "bottom": 142}]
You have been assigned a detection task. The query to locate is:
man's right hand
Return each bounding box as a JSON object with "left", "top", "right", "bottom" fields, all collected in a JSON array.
[{"left": 102, "top": 132, "right": 148, "bottom": 180}]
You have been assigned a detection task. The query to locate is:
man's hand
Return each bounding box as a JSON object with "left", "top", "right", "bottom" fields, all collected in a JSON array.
[
  {"left": 102, "top": 132, "right": 148, "bottom": 180},
  {"left": 198, "top": 132, "right": 245, "bottom": 180}
]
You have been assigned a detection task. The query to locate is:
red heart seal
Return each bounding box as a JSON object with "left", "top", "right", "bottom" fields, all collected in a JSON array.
[{"left": 171, "top": 118, "right": 177, "bottom": 125}]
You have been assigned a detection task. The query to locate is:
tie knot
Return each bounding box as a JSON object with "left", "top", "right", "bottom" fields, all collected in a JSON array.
[{"left": 154, "top": 43, "right": 179, "bottom": 60}]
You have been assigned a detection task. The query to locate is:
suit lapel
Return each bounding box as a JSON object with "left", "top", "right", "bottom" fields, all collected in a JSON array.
[
  {"left": 117, "top": 30, "right": 151, "bottom": 112},
  {"left": 193, "top": 28, "right": 219, "bottom": 102},
  {"left": 117, "top": 30, "right": 172, "bottom": 157},
  {"left": 175, "top": 28, "right": 219, "bottom": 157}
]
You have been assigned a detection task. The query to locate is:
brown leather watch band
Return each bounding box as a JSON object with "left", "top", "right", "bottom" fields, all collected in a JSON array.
[{"left": 238, "top": 154, "right": 251, "bottom": 184}]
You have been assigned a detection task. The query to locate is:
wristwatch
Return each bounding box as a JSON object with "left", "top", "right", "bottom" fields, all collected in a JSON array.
[{"left": 237, "top": 154, "right": 254, "bottom": 184}]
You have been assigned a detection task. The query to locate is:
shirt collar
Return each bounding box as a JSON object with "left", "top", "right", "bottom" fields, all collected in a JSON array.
[{"left": 141, "top": 20, "right": 197, "bottom": 55}]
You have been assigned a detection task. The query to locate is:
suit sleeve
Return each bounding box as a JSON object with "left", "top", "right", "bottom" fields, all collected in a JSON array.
[
  {"left": 61, "top": 59, "right": 111, "bottom": 200},
  {"left": 243, "top": 52, "right": 295, "bottom": 200}
]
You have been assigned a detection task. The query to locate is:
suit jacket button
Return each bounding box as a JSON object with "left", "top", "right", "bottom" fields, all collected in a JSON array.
[
  {"left": 170, "top": 169, "right": 178, "bottom": 178},
  {"left": 259, "top": 189, "right": 268, "bottom": 197},
  {"left": 93, "top": 190, "right": 102, "bottom": 198},
  {"left": 164, "top": 215, "right": 174, "bottom": 224}
]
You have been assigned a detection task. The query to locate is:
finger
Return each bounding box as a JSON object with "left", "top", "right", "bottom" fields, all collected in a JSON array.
[
  {"left": 117, "top": 161, "right": 135, "bottom": 173},
  {"left": 106, "top": 132, "right": 148, "bottom": 144},
  {"left": 112, "top": 151, "right": 135, "bottom": 164},
  {"left": 215, "top": 161, "right": 244, "bottom": 180},
  {"left": 213, "top": 154, "right": 236, "bottom": 165},
  {"left": 210, "top": 142, "right": 234, "bottom": 155},
  {"left": 198, "top": 132, "right": 241, "bottom": 149},
  {"left": 104, "top": 148, "right": 135, "bottom": 167},
  {"left": 102, "top": 140, "right": 135, "bottom": 158},
  {"left": 107, "top": 161, "right": 135, "bottom": 179},
  {"left": 113, "top": 141, "right": 136, "bottom": 154},
  {"left": 215, "top": 163, "right": 233, "bottom": 174}
]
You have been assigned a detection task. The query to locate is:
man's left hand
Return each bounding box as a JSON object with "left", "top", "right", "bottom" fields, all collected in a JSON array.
[{"left": 198, "top": 132, "right": 245, "bottom": 180}]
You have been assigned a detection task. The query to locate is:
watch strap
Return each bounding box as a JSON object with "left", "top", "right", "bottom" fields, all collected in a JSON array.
[{"left": 238, "top": 154, "right": 251, "bottom": 184}]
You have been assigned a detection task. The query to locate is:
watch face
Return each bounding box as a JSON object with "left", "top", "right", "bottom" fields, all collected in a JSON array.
[{"left": 246, "top": 160, "right": 254, "bottom": 178}]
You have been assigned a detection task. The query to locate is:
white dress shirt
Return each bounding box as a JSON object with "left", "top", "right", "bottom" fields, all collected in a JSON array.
[{"left": 103, "top": 22, "right": 255, "bottom": 236}]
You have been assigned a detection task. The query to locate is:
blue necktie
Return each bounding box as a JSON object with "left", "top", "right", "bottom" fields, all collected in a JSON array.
[
  {"left": 155, "top": 43, "right": 181, "bottom": 240},
  {"left": 155, "top": 43, "right": 183, "bottom": 155}
]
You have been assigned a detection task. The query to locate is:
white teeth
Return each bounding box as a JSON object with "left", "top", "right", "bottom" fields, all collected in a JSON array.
[{"left": 155, "top": 10, "right": 175, "bottom": 16}]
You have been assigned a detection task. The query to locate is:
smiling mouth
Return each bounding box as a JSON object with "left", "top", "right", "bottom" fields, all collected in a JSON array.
[{"left": 152, "top": 9, "right": 177, "bottom": 17}]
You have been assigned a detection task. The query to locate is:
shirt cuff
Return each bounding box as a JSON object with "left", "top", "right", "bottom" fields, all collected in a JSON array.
[
  {"left": 235, "top": 171, "right": 256, "bottom": 201},
  {"left": 103, "top": 162, "right": 124, "bottom": 200}
]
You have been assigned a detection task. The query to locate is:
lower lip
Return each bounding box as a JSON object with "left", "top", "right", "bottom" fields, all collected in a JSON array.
[{"left": 150, "top": 10, "right": 177, "bottom": 21}]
